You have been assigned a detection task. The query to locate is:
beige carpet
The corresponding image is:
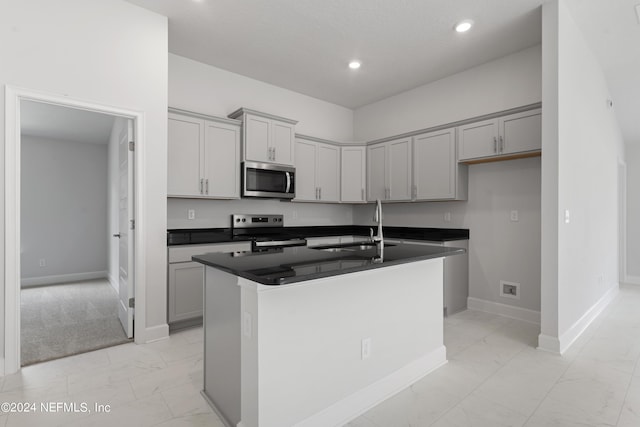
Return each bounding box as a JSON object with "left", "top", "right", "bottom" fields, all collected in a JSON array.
[{"left": 20, "top": 279, "right": 131, "bottom": 366}]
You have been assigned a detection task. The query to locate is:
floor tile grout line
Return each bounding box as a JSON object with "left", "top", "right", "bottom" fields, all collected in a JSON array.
[
  {"left": 427, "top": 342, "right": 531, "bottom": 426},
  {"left": 614, "top": 352, "right": 640, "bottom": 426}
]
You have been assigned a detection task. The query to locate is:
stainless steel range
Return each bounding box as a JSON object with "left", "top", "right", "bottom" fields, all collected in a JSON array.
[{"left": 231, "top": 214, "right": 306, "bottom": 251}]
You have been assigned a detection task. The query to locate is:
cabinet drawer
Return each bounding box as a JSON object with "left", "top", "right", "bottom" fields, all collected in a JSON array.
[{"left": 168, "top": 242, "right": 251, "bottom": 263}]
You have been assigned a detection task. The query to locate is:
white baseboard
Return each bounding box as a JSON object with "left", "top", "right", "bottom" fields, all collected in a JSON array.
[
  {"left": 625, "top": 275, "right": 640, "bottom": 285},
  {"left": 140, "top": 323, "right": 169, "bottom": 344},
  {"left": 537, "top": 334, "right": 561, "bottom": 353},
  {"left": 467, "top": 297, "right": 541, "bottom": 324},
  {"left": 538, "top": 284, "right": 619, "bottom": 354},
  {"left": 294, "top": 346, "right": 447, "bottom": 427},
  {"left": 108, "top": 273, "right": 118, "bottom": 292},
  {"left": 21, "top": 270, "right": 108, "bottom": 288},
  {"left": 201, "top": 391, "right": 234, "bottom": 427}
]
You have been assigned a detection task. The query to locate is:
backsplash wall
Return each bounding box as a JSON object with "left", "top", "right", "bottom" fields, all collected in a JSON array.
[{"left": 167, "top": 198, "right": 353, "bottom": 229}]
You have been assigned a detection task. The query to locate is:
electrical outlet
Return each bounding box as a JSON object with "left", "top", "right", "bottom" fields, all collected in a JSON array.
[
  {"left": 444, "top": 212, "right": 451, "bottom": 222},
  {"left": 564, "top": 209, "right": 570, "bottom": 224},
  {"left": 500, "top": 281, "right": 519, "bottom": 298},
  {"left": 243, "top": 312, "right": 252, "bottom": 338},
  {"left": 187, "top": 209, "right": 195, "bottom": 220},
  {"left": 510, "top": 210, "right": 519, "bottom": 222},
  {"left": 38, "top": 258, "right": 46, "bottom": 267},
  {"left": 361, "top": 338, "right": 372, "bottom": 360},
  {"left": 500, "top": 280, "right": 520, "bottom": 299}
]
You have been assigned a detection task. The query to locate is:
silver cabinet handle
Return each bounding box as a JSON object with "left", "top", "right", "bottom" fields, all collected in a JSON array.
[
  {"left": 272, "top": 147, "right": 276, "bottom": 161},
  {"left": 319, "top": 187, "right": 322, "bottom": 200},
  {"left": 412, "top": 185, "right": 417, "bottom": 199},
  {"left": 200, "top": 178, "right": 204, "bottom": 194},
  {"left": 361, "top": 188, "right": 365, "bottom": 201},
  {"left": 205, "top": 179, "right": 209, "bottom": 194},
  {"left": 493, "top": 137, "right": 497, "bottom": 153},
  {"left": 499, "top": 135, "right": 504, "bottom": 153},
  {"left": 113, "top": 233, "right": 121, "bottom": 238}
]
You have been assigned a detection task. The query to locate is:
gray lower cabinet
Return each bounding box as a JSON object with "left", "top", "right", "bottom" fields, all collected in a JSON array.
[{"left": 167, "top": 242, "right": 251, "bottom": 327}]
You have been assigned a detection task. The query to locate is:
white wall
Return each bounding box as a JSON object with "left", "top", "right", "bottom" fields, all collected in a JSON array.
[
  {"left": 167, "top": 54, "right": 356, "bottom": 230},
  {"left": 21, "top": 136, "right": 108, "bottom": 284},
  {"left": 626, "top": 143, "right": 640, "bottom": 283},
  {"left": 168, "top": 199, "right": 353, "bottom": 229},
  {"left": 353, "top": 157, "right": 542, "bottom": 313},
  {"left": 540, "top": 0, "right": 625, "bottom": 353},
  {"left": 354, "top": 45, "right": 542, "bottom": 142},
  {"left": 169, "top": 54, "right": 354, "bottom": 142},
  {"left": 1, "top": 0, "right": 168, "bottom": 349},
  {"left": 352, "top": 46, "right": 543, "bottom": 317}
]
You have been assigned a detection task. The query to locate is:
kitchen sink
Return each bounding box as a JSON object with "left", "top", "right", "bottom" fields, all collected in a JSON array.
[{"left": 312, "top": 242, "right": 396, "bottom": 252}]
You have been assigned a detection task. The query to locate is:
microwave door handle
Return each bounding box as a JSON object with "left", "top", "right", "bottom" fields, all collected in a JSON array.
[{"left": 285, "top": 172, "right": 291, "bottom": 193}]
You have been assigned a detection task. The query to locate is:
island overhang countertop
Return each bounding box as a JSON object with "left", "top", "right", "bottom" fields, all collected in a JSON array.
[{"left": 192, "top": 241, "right": 465, "bottom": 286}]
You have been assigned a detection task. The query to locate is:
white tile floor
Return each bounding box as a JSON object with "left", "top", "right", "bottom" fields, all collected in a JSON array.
[{"left": 1, "top": 284, "right": 638, "bottom": 427}]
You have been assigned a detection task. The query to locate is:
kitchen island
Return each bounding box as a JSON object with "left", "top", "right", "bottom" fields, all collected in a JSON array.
[{"left": 193, "top": 242, "right": 464, "bottom": 427}]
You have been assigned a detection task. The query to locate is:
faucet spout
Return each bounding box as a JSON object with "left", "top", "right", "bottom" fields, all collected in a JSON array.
[{"left": 372, "top": 199, "right": 384, "bottom": 246}]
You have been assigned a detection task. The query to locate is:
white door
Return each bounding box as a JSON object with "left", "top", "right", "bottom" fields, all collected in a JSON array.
[
  {"left": 387, "top": 138, "right": 412, "bottom": 201},
  {"left": 294, "top": 139, "right": 317, "bottom": 201},
  {"left": 118, "top": 119, "right": 135, "bottom": 338}
]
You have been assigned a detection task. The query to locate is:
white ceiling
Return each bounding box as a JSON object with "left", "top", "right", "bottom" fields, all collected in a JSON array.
[
  {"left": 125, "top": 0, "right": 640, "bottom": 144},
  {"left": 126, "top": 0, "right": 543, "bottom": 109},
  {"left": 21, "top": 101, "right": 115, "bottom": 145}
]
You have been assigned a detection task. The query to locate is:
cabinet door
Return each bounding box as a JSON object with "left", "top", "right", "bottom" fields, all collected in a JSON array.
[
  {"left": 457, "top": 119, "right": 499, "bottom": 161},
  {"left": 168, "top": 114, "right": 203, "bottom": 197},
  {"left": 500, "top": 110, "right": 542, "bottom": 155},
  {"left": 413, "top": 129, "right": 456, "bottom": 200},
  {"left": 367, "top": 143, "right": 387, "bottom": 201},
  {"left": 244, "top": 114, "right": 271, "bottom": 162},
  {"left": 271, "top": 120, "right": 295, "bottom": 165},
  {"left": 203, "top": 120, "right": 240, "bottom": 199},
  {"left": 294, "top": 139, "right": 318, "bottom": 201},
  {"left": 168, "top": 261, "right": 204, "bottom": 323},
  {"left": 341, "top": 146, "right": 366, "bottom": 203},
  {"left": 316, "top": 143, "right": 340, "bottom": 202},
  {"left": 387, "top": 138, "right": 412, "bottom": 201}
]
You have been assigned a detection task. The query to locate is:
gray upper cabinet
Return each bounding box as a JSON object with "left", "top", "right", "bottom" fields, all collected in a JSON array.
[
  {"left": 228, "top": 108, "right": 297, "bottom": 166},
  {"left": 412, "top": 128, "right": 467, "bottom": 201},
  {"left": 340, "top": 146, "right": 366, "bottom": 203},
  {"left": 458, "top": 108, "right": 541, "bottom": 162},
  {"left": 168, "top": 110, "right": 241, "bottom": 199},
  {"left": 294, "top": 136, "right": 340, "bottom": 202},
  {"left": 367, "top": 137, "right": 412, "bottom": 202}
]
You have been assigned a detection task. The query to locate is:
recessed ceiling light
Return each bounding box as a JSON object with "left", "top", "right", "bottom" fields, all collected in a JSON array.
[
  {"left": 348, "top": 60, "right": 361, "bottom": 70},
  {"left": 455, "top": 19, "right": 474, "bottom": 33}
]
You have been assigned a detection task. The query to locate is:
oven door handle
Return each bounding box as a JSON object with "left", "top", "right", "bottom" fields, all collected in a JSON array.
[
  {"left": 253, "top": 239, "right": 307, "bottom": 248},
  {"left": 285, "top": 172, "right": 291, "bottom": 194}
]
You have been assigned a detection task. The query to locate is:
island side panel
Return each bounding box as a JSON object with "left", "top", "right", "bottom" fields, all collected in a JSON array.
[
  {"left": 203, "top": 267, "right": 242, "bottom": 427},
  {"left": 244, "top": 258, "right": 445, "bottom": 427}
]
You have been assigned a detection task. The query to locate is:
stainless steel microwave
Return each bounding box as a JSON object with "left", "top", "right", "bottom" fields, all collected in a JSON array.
[{"left": 242, "top": 161, "right": 295, "bottom": 199}]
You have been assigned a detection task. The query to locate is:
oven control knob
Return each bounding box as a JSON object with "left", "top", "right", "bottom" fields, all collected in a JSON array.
[
  {"left": 273, "top": 218, "right": 277, "bottom": 222},
  {"left": 235, "top": 218, "right": 240, "bottom": 222},
  {"left": 242, "top": 218, "right": 246, "bottom": 222},
  {"left": 278, "top": 218, "right": 282, "bottom": 222}
]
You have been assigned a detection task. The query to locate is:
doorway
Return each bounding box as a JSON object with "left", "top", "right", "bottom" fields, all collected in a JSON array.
[
  {"left": 4, "top": 87, "right": 142, "bottom": 373},
  {"left": 19, "top": 101, "right": 134, "bottom": 366}
]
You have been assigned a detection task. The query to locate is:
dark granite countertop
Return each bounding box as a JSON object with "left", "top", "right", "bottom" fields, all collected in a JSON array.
[
  {"left": 192, "top": 242, "right": 465, "bottom": 286},
  {"left": 168, "top": 226, "right": 469, "bottom": 246}
]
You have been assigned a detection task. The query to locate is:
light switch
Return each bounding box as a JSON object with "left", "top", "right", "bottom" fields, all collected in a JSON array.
[{"left": 187, "top": 209, "right": 195, "bottom": 220}]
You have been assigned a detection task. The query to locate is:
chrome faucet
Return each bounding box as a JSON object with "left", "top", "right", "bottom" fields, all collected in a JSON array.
[
  {"left": 370, "top": 199, "right": 383, "bottom": 245},
  {"left": 370, "top": 199, "right": 384, "bottom": 263}
]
